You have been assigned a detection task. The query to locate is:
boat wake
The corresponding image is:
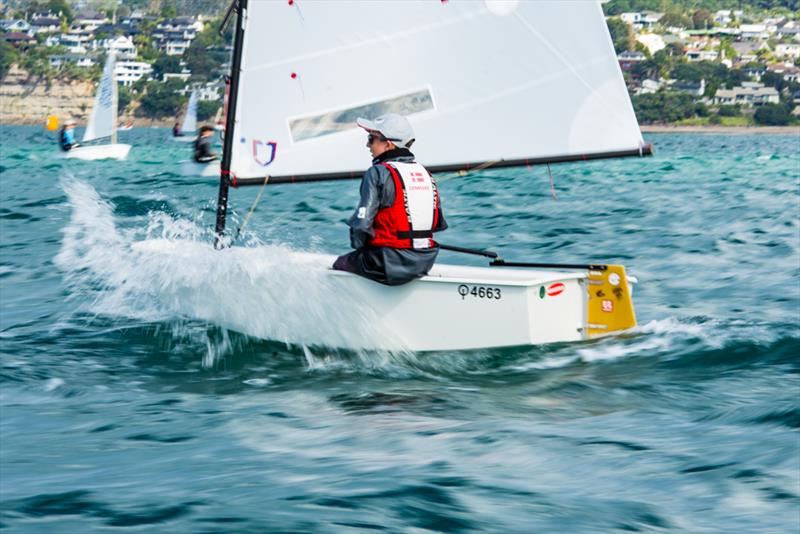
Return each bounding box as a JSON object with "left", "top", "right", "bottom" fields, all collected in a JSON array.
[
  {"left": 54, "top": 179, "right": 797, "bottom": 375},
  {"left": 55, "top": 178, "right": 410, "bottom": 364}
]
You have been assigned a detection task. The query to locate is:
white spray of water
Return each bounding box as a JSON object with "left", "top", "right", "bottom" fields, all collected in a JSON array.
[{"left": 55, "top": 179, "right": 411, "bottom": 360}]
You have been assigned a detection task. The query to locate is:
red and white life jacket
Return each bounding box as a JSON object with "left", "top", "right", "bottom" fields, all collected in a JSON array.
[{"left": 368, "top": 162, "right": 440, "bottom": 249}]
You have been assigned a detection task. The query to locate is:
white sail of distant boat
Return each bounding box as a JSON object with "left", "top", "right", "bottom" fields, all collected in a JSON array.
[
  {"left": 65, "top": 53, "right": 131, "bottom": 161},
  {"left": 172, "top": 90, "right": 199, "bottom": 143},
  {"left": 210, "top": 0, "right": 651, "bottom": 351},
  {"left": 181, "top": 90, "right": 198, "bottom": 134},
  {"left": 176, "top": 89, "right": 220, "bottom": 174}
]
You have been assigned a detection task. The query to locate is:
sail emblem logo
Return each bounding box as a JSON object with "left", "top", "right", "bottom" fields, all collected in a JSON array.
[
  {"left": 546, "top": 283, "right": 565, "bottom": 297},
  {"left": 252, "top": 139, "right": 277, "bottom": 167}
]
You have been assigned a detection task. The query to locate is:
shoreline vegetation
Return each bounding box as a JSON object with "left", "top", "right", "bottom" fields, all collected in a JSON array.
[
  {"left": 2, "top": 1, "right": 798, "bottom": 129},
  {"left": 641, "top": 124, "right": 799, "bottom": 132},
  {"left": 1, "top": 120, "right": 798, "bottom": 134}
]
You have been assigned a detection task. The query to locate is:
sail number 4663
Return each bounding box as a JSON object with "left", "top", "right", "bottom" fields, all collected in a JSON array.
[{"left": 457, "top": 284, "right": 501, "bottom": 300}]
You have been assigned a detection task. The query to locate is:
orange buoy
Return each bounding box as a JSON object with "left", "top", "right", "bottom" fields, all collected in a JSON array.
[{"left": 46, "top": 115, "right": 58, "bottom": 131}]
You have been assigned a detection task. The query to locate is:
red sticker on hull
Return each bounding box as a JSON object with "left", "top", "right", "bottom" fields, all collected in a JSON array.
[{"left": 547, "top": 283, "right": 565, "bottom": 297}]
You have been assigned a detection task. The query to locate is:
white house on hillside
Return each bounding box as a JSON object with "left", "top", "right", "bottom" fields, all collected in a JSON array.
[
  {"left": 29, "top": 17, "right": 60, "bottom": 34},
  {"left": 72, "top": 12, "right": 107, "bottom": 32},
  {"left": 115, "top": 60, "right": 153, "bottom": 86},
  {"left": 714, "top": 82, "right": 779, "bottom": 106},
  {"left": 714, "top": 10, "right": 743, "bottom": 25},
  {"left": 0, "top": 20, "right": 31, "bottom": 34},
  {"left": 685, "top": 48, "right": 719, "bottom": 62},
  {"left": 92, "top": 35, "right": 137, "bottom": 59},
  {"left": 637, "top": 33, "right": 665, "bottom": 55},
  {"left": 58, "top": 33, "right": 89, "bottom": 53},
  {"left": 49, "top": 54, "right": 96, "bottom": 69},
  {"left": 775, "top": 43, "right": 800, "bottom": 59},
  {"left": 739, "top": 24, "right": 770, "bottom": 40},
  {"left": 153, "top": 17, "right": 204, "bottom": 56}
]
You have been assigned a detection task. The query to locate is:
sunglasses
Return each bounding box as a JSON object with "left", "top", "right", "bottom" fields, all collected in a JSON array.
[{"left": 367, "top": 133, "right": 388, "bottom": 145}]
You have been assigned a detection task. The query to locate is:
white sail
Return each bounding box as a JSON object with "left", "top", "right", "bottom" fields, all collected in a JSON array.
[
  {"left": 83, "top": 53, "right": 117, "bottom": 143},
  {"left": 181, "top": 90, "right": 198, "bottom": 134},
  {"left": 228, "top": 0, "right": 645, "bottom": 180}
]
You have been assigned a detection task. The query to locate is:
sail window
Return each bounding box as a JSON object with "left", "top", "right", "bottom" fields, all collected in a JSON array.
[{"left": 288, "top": 88, "right": 435, "bottom": 143}]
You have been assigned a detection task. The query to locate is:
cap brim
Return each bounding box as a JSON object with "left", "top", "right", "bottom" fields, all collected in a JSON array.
[{"left": 356, "top": 117, "right": 378, "bottom": 131}]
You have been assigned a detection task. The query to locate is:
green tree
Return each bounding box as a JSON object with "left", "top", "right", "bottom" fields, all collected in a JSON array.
[
  {"left": 632, "top": 91, "right": 697, "bottom": 124},
  {"left": 606, "top": 17, "right": 634, "bottom": 54},
  {"left": 152, "top": 55, "right": 182, "bottom": 80},
  {"left": 754, "top": 103, "right": 791, "bottom": 125},
  {"left": 725, "top": 69, "right": 751, "bottom": 88},
  {"left": 197, "top": 100, "right": 221, "bottom": 121},
  {"left": 47, "top": 0, "right": 73, "bottom": 22},
  {"left": 18, "top": 46, "right": 54, "bottom": 81},
  {"left": 0, "top": 40, "right": 18, "bottom": 79},
  {"left": 136, "top": 79, "right": 186, "bottom": 118},
  {"left": 660, "top": 11, "right": 692, "bottom": 28},
  {"left": 160, "top": 5, "right": 177, "bottom": 19},
  {"left": 118, "top": 84, "right": 132, "bottom": 114},
  {"left": 717, "top": 105, "right": 740, "bottom": 117},
  {"left": 692, "top": 9, "right": 714, "bottom": 30}
]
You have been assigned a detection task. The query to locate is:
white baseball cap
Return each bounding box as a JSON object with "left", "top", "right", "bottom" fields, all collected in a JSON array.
[{"left": 356, "top": 113, "right": 415, "bottom": 147}]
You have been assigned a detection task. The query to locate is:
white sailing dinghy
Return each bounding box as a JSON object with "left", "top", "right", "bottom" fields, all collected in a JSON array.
[
  {"left": 177, "top": 90, "right": 223, "bottom": 175},
  {"left": 212, "top": 0, "right": 653, "bottom": 351},
  {"left": 65, "top": 53, "right": 131, "bottom": 161},
  {"left": 172, "top": 90, "right": 198, "bottom": 143},
  {"left": 179, "top": 159, "right": 220, "bottom": 177}
]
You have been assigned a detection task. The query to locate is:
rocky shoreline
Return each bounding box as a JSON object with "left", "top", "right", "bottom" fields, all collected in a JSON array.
[{"left": 0, "top": 66, "right": 175, "bottom": 128}]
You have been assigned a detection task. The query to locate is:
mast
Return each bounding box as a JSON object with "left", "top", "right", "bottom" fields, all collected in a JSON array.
[
  {"left": 214, "top": 0, "right": 247, "bottom": 248},
  {"left": 111, "top": 54, "right": 118, "bottom": 145}
]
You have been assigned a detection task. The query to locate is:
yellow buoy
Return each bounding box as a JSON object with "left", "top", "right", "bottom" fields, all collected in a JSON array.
[{"left": 46, "top": 115, "right": 59, "bottom": 131}]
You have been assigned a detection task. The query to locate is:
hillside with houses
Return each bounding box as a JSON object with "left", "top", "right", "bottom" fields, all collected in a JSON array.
[
  {"left": 1, "top": 0, "right": 799, "bottom": 126},
  {"left": 606, "top": 1, "right": 800, "bottom": 126},
  {"left": 0, "top": 0, "right": 228, "bottom": 124}
]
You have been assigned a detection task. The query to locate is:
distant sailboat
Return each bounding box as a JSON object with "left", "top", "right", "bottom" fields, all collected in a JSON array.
[
  {"left": 65, "top": 53, "right": 131, "bottom": 161},
  {"left": 210, "top": 0, "right": 652, "bottom": 351},
  {"left": 176, "top": 89, "right": 221, "bottom": 176},
  {"left": 172, "top": 90, "right": 198, "bottom": 142}
]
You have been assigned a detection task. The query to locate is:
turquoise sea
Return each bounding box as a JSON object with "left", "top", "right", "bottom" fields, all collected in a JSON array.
[{"left": 0, "top": 126, "right": 798, "bottom": 532}]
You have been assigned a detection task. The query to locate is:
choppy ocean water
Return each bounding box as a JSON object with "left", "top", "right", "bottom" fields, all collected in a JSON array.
[{"left": 0, "top": 125, "right": 798, "bottom": 532}]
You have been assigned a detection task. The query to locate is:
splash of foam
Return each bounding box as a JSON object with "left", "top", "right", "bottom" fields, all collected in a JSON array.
[{"left": 55, "top": 178, "right": 410, "bottom": 357}]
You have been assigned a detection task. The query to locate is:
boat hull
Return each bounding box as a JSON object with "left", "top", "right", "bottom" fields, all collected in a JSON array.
[
  {"left": 317, "top": 256, "right": 636, "bottom": 351},
  {"left": 328, "top": 264, "right": 589, "bottom": 351},
  {"left": 64, "top": 144, "right": 131, "bottom": 161}
]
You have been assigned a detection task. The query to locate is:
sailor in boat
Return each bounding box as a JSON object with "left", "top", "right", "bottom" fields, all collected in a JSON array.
[
  {"left": 172, "top": 121, "right": 183, "bottom": 137},
  {"left": 193, "top": 125, "right": 218, "bottom": 163},
  {"left": 58, "top": 119, "right": 80, "bottom": 152},
  {"left": 332, "top": 113, "right": 447, "bottom": 286}
]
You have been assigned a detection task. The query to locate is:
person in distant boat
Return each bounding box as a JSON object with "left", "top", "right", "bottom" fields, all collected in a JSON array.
[
  {"left": 58, "top": 119, "right": 79, "bottom": 152},
  {"left": 193, "top": 125, "right": 218, "bottom": 163},
  {"left": 333, "top": 113, "right": 447, "bottom": 286},
  {"left": 172, "top": 121, "right": 183, "bottom": 137}
]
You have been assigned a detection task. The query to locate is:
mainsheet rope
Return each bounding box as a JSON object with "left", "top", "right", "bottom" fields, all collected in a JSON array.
[{"left": 234, "top": 174, "right": 270, "bottom": 240}]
